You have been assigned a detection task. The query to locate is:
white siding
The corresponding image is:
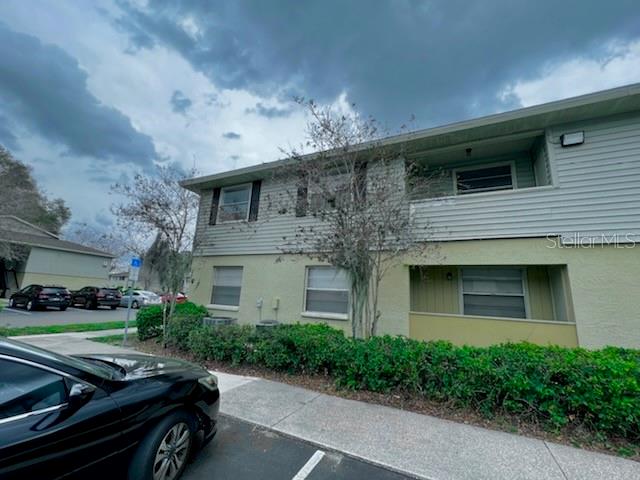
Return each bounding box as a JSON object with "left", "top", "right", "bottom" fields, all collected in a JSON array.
[
  {"left": 411, "top": 112, "right": 640, "bottom": 242},
  {"left": 194, "top": 160, "right": 407, "bottom": 255},
  {"left": 195, "top": 176, "right": 326, "bottom": 255},
  {"left": 194, "top": 112, "right": 640, "bottom": 254}
]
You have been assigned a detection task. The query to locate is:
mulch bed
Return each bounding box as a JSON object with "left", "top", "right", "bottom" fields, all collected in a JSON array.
[{"left": 127, "top": 337, "right": 639, "bottom": 462}]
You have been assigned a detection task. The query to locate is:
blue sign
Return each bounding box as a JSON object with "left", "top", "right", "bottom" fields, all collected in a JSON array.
[{"left": 131, "top": 258, "right": 142, "bottom": 268}]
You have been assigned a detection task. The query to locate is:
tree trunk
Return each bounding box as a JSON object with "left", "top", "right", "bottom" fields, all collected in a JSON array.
[{"left": 350, "top": 275, "right": 369, "bottom": 339}]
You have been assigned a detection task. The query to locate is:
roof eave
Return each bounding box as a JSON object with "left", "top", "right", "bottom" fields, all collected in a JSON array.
[{"left": 181, "top": 82, "right": 640, "bottom": 192}]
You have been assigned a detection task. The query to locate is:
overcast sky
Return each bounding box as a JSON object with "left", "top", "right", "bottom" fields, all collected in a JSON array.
[{"left": 1, "top": 0, "right": 639, "bottom": 236}]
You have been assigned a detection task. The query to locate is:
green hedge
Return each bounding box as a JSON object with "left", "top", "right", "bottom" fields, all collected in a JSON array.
[
  {"left": 165, "top": 322, "right": 640, "bottom": 440},
  {"left": 136, "top": 302, "right": 208, "bottom": 340}
]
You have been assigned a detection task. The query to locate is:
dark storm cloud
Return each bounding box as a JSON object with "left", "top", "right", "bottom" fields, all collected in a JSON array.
[
  {"left": 0, "top": 23, "right": 157, "bottom": 166},
  {"left": 170, "top": 89, "right": 192, "bottom": 114},
  {"left": 245, "top": 102, "right": 294, "bottom": 118},
  {"left": 222, "top": 131, "right": 241, "bottom": 140},
  {"left": 114, "top": 0, "right": 640, "bottom": 127}
]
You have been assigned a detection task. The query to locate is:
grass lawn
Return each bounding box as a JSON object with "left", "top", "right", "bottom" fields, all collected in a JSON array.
[
  {"left": 0, "top": 321, "right": 135, "bottom": 337},
  {"left": 91, "top": 334, "right": 126, "bottom": 345}
]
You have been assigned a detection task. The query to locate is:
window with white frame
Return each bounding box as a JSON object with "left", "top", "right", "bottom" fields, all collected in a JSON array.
[
  {"left": 218, "top": 184, "right": 252, "bottom": 222},
  {"left": 211, "top": 266, "right": 243, "bottom": 306},
  {"left": 454, "top": 163, "right": 514, "bottom": 195},
  {"left": 461, "top": 267, "right": 527, "bottom": 319},
  {"left": 304, "top": 266, "right": 349, "bottom": 315}
]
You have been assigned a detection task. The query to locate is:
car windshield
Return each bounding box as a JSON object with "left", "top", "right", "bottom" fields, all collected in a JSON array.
[{"left": 3, "top": 338, "right": 118, "bottom": 380}]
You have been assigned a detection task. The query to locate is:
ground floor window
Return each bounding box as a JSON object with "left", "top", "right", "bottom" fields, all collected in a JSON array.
[
  {"left": 211, "top": 266, "right": 243, "bottom": 306},
  {"left": 461, "top": 267, "right": 527, "bottom": 318},
  {"left": 304, "top": 266, "right": 349, "bottom": 314}
]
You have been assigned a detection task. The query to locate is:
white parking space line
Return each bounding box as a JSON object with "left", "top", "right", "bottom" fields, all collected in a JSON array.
[
  {"left": 292, "top": 450, "right": 325, "bottom": 480},
  {"left": 2, "top": 308, "right": 31, "bottom": 316}
]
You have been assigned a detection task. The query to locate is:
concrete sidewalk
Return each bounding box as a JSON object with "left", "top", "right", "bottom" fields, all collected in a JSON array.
[
  {"left": 13, "top": 332, "right": 639, "bottom": 480},
  {"left": 11, "top": 328, "right": 139, "bottom": 355}
]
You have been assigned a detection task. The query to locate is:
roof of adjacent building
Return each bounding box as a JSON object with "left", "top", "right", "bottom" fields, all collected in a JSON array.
[
  {"left": 0, "top": 215, "right": 114, "bottom": 258},
  {"left": 182, "top": 82, "right": 640, "bottom": 191}
]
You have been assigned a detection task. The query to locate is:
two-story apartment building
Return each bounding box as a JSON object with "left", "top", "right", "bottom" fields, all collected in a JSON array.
[{"left": 182, "top": 84, "right": 640, "bottom": 349}]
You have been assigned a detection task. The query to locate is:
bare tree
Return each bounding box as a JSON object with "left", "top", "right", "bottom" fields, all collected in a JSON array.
[
  {"left": 111, "top": 165, "right": 199, "bottom": 345},
  {"left": 272, "top": 99, "right": 438, "bottom": 339}
]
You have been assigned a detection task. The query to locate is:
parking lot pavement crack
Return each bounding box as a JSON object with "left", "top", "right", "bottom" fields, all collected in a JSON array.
[
  {"left": 544, "top": 441, "right": 570, "bottom": 480},
  {"left": 269, "top": 392, "right": 323, "bottom": 428}
]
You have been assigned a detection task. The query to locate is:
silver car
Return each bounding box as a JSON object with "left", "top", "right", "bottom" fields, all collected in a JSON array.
[{"left": 119, "top": 290, "right": 162, "bottom": 309}]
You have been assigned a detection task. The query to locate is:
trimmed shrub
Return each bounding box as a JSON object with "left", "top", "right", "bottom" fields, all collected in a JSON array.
[
  {"left": 249, "top": 323, "right": 348, "bottom": 374},
  {"left": 166, "top": 314, "right": 206, "bottom": 350},
  {"left": 136, "top": 302, "right": 208, "bottom": 341},
  {"left": 135, "top": 305, "right": 163, "bottom": 341},
  {"left": 187, "top": 324, "right": 254, "bottom": 365},
  {"left": 172, "top": 323, "right": 640, "bottom": 440}
]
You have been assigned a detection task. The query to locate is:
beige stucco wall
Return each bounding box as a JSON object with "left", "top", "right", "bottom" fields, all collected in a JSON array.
[
  {"left": 190, "top": 238, "right": 639, "bottom": 348},
  {"left": 189, "top": 254, "right": 410, "bottom": 336},
  {"left": 21, "top": 247, "right": 111, "bottom": 290},
  {"left": 409, "top": 312, "right": 578, "bottom": 347},
  {"left": 406, "top": 238, "right": 639, "bottom": 349}
]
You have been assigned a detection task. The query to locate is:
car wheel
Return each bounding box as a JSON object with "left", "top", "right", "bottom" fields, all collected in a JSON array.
[
  {"left": 59, "top": 306, "right": 67, "bottom": 311},
  {"left": 84, "top": 299, "right": 92, "bottom": 310},
  {"left": 110, "top": 305, "right": 117, "bottom": 310},
  {"left": 26, "top": 300, "right": 35, "bottom": 311},
  {"left": 128, "top": 411, "right": 196, "bottom": 480},
  {"left": 132, "top": 300, "right": 139, "bottom": 309}
]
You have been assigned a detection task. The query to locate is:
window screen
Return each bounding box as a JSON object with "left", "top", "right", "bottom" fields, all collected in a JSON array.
[
  {"left": 305, "top": 267, "right": 349, "bottom": 314},
  {"left": 218, "top": 184, "right": 252, "bottom": 222},
  {"left": 211, "top": 266, "right": 243, "bottom": 306},
  {"left": 462, "top": 267, "right": 526, "bottom": 318},
  {"left": 456, "top": 164, "right": 513, "bottom": 194}
]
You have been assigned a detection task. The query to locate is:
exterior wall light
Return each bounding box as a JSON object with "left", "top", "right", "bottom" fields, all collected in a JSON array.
[{"left": 560, "top": 131, "right": 584, "bottom": 147}]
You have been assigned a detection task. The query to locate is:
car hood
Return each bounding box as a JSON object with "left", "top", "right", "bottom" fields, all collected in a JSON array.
[{"left": 75, "top": 353, "right": 206, "bottom": 380}]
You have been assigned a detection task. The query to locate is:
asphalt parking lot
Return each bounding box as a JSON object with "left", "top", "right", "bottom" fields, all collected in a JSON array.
[
  {"left": 184, "top": 415, "right": 410, "bottom": 480},
  {"left": 0, "top": 304, "right": 130, "bottom": 327},
  {"left": 81, "top": 415, "right": 410, "bottom": 480}
]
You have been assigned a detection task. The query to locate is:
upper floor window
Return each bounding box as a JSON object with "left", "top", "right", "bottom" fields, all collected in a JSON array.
[
  {"left": 454, "top": 163, "right": 514, "bottom": 195},
  {"left": 304, "top": 266, "right": 349, "bottom": 315},
  {"left": 461, "top": 267, "right": 526, "bottom": 319},
  {"left": 218, "top": 184, "right": 252, "bottom": 222}
]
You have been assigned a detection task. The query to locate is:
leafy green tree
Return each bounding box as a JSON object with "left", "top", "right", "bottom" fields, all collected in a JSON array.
[{"left": 0, "top": 146, "right": 71, "bottom": 262}]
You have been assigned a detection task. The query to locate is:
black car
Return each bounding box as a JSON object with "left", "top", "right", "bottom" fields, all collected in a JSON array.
[
  {"left": 70, "top": 286, "right": 121, "bottom": 310},
  {"left": 8, "top": 285, "right": 71, "bottom": 311},
  {"left": 0, "top": 337, "right": 219, "bottom": 480}
]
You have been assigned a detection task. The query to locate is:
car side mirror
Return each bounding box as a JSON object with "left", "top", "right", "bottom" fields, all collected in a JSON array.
[{"left": 68, "top": 382, "right": 96, "bottom": 408}]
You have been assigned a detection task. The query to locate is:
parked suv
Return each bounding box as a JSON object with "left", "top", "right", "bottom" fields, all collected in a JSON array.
[
  {"left": 8, "top": 285, "right": 71, "bottom": 311},
  {"left": 70, "top": 287, "right": 121, "bottom": 310}
]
